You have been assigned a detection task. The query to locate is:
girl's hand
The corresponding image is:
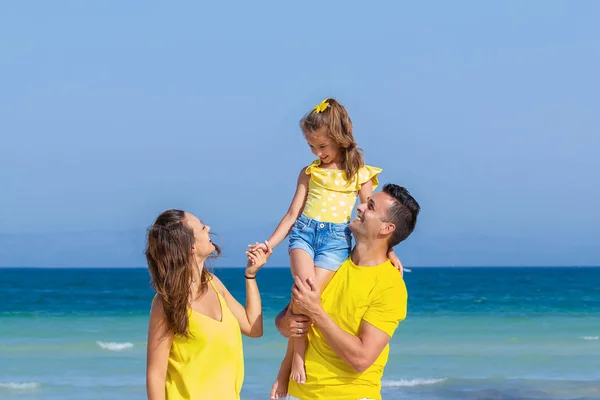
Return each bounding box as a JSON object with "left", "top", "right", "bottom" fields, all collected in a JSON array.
[
  {"left": 245, "top": 241, "right": 273, "bottom": 277},
  {"left": 387, "top": 248, "right": 403, "bottom": 276},
  {"left": 248, "top": 241, "right": 269, "bottom": 253}
]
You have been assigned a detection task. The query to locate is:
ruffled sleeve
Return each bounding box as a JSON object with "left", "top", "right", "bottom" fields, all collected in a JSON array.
[
  {"left": 304, "top": 160, "right": 382, "bottom": 193},
  {"left": 305, "top": 160, "right": 342, "bottom": 191},
  {"left": 304, "top": 160, "right": 321, "bottom": 176},
  {"left": 357, "top": 165, "right": 382, "bottom": 190}
]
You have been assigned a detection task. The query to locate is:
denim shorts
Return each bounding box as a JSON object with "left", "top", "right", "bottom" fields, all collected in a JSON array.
[{"left": 288, "top": 214, "right": 352, "bottom": 271}]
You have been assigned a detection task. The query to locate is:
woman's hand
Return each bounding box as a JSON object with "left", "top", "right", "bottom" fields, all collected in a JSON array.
[
  {"left": 248, "top": 240, "right": 269, "bottom": 253},
  {"left": 245, "top": 240, "right": 272, "bottom": 277}
]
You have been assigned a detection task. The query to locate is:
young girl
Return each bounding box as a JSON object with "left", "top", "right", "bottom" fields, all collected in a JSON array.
[{"left": 249, "top": 98, "right": 401, "bottom": 399}]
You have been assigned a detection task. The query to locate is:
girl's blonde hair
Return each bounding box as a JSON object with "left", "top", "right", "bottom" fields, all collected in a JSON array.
[{"left": 300, "top": 98, "right": 364, "bottom": 180}]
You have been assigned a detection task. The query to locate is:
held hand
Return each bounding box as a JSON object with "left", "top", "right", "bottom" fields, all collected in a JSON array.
[
  {"left": 291, "top": 276, "right": 322, "bottom": 319},
  {"left": 281, "top": 305, "right": 312, "bottom": 338},
  {"left": 245, "top": 240, "right": 273, "bottom": 277},
  {"left": 248, "top": 241, "right": 269, "bottom": 253}
]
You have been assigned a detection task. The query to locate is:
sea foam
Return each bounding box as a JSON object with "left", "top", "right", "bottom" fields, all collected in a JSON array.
[
  {"left": 382, "top": 378, "right": 446, "bottom": 387},
  {"left": 0, "top": 382, "right": 40, "bottom": 390},
  {"left": 96, "top": 341, "right": 134, "bottom": 351}
]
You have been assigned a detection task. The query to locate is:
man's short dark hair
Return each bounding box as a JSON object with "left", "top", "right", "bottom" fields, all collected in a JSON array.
[{"left": 382, "top": 184, "right": 420, "bottom": 247}]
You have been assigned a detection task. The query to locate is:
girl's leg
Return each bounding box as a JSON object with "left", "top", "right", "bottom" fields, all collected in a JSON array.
[
  {"left": 313, "top": 265, "right": 336, "bottom": 290},
  {"left": 288, "top": 249, "right": 315, "bottom": 384},
  {"left": 290, "top": 249, "right": 335, "bottom": 383},
  {"left": 271, "top": 248, "right": 315, "bottom": 396},
  {"left": 270, "top": 335, "right": 293, "bottom": 399}
]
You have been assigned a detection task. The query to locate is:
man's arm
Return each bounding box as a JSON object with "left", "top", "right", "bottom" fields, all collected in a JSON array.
[
  {"left": 310, "top": 303, "right": 391, "bottom": 372},
  {"left": 292, "top": 276, "right": 404, "bottom": 372},
  {"left": 275, "top": 304, "right": 291, "bottom": 338}
]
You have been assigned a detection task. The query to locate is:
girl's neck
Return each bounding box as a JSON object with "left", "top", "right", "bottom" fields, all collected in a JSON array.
[{"left": 318, "top": 157, "right": 343, "bottom": 170}]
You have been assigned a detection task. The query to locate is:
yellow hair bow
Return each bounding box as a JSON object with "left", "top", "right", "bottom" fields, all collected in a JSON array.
[{"left": 313, "top": 99, "right": 330, "bottom": 113}]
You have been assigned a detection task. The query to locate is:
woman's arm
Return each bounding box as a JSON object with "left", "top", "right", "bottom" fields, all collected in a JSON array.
[
  {"left": 146, "top": 296, "right": 173, "bottom": 400},
  {"left": 213, "top": 246, "right": 272, "bottom": 338}
]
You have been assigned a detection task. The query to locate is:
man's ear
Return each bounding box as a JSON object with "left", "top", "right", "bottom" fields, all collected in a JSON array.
[{"left": 380, "top": 222, "right": 396, "bottom": 237}]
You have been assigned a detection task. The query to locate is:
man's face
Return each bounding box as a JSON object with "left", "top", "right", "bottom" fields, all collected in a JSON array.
[{"left": 349, "top": 191, "right": 395, "bottom": 240}]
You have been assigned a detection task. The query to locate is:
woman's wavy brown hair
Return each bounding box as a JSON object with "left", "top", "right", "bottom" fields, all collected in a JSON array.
[
  {"left": 145, "top": 209, "right": 221, "bottom": 337},
  {"left": 300, "top": 98, "right": 364, "bottom": 180}
]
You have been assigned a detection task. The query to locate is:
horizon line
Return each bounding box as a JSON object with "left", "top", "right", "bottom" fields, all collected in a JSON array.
[{"left": 1, "top": 265, "right": 599, "bottom": 269}]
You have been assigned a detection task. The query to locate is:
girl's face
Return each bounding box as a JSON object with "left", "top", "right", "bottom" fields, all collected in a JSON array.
[{"left": 305, "top": 127, "right": 341, "bottom": 165}]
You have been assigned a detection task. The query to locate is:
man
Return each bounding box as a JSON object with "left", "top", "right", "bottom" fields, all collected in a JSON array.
[{"left": 275, "top": 183, "right": 420, "bottom": 400}]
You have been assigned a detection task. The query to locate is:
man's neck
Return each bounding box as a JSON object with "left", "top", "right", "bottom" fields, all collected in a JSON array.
[{"left": 350, "top": 240, "right": 389, "bottom": 267}]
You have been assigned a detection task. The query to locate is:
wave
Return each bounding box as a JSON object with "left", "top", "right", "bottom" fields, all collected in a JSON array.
[
  {"left": 581, "top": 336, "right": 599, "bottom": 340},
  {"left": 382, "top": 378, "right": 446, "bottom": 387},
  {"left": 0, "top": 382, "right": 40, "bottom": 390},
  {"left": 96, "top": 341, "right": 134, "bottom": 351}
]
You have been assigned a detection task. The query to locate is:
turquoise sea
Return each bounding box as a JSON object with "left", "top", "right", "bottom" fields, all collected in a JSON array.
[{"left": 1, "top": 267, "right": 599, "bottom": 400}]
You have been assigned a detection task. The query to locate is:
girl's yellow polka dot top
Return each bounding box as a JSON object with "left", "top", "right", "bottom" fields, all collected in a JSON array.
[{"left": 302, "top": 160, "right": 382, "bottom": 223}]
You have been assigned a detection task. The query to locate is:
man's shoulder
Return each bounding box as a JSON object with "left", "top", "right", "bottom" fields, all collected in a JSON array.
[
  {"left": 377, "top": 262, "right": 406, "bottom": 286},
  {"left": 371, "top": 263, "right": 407, "bottom": 303}
]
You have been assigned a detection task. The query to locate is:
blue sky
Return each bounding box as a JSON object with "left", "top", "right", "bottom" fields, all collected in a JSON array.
[{"left": 1, "top": 2, "right": 598, "bottom": 267}]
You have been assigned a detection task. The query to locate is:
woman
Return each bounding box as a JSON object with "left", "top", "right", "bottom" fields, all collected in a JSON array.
[{"left": 145, "top": 209, "right": 272, "bottom": 400}]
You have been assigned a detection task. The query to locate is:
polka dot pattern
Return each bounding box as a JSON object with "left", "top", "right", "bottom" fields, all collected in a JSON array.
[{"left": 302, "top": 160, "right": 382, "bottom": 223}]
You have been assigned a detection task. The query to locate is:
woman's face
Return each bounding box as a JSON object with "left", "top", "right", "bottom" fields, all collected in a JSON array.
[{"left": 185, "top": 213, "right": 215, "bottom": 259}]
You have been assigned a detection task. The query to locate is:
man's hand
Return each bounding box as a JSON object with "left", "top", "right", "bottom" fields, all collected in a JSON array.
[
  {"left": 291, "top": 276, "right": 322, "bottom": 319},
  {"left": 277, "top": 304, "right": 312, "bottom": 338}
]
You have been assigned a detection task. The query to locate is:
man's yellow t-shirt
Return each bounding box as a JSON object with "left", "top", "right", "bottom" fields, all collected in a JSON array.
[{"left": 288, "top": 257, "right": 407, "bottom": 400}]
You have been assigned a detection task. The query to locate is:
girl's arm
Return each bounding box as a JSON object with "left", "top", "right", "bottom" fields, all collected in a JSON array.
[
  {"left": 387, "top": 249, "right": 403, "bottom": 273},
  {"left": 251, "top": 167, "right": 310, "bottom": 250},
  {"left": 146, "top": 296, "right": 173, "bottom": 400},
  {"left": 213, "top": 245, "right": 272, "bottom": 338},
  {"left": 358, "top": 179, "right": 373, "bottom": 203},
  {"left": 358, "top": 180, "right": 403, "bottom": 272}
]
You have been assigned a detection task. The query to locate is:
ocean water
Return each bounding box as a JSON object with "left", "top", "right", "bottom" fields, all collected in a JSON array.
[{"left": 1, "top": 267, "right": 599, "bottom": 400}]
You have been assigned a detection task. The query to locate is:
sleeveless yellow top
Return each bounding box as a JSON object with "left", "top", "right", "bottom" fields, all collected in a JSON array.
[
  {"left": 302, "top": 160, "right": 382, "bottom": 223},
  {"left": 165, "top": 278, "right": 244, "bottom": 400}
]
